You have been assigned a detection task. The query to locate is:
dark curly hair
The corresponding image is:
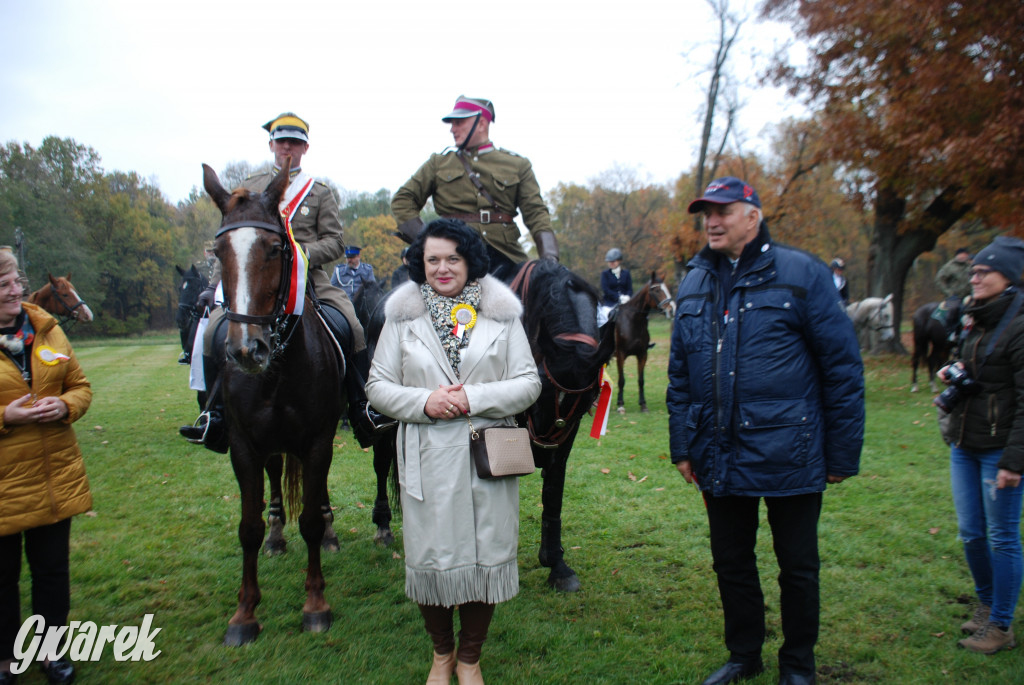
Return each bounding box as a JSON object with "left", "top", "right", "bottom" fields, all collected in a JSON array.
[{"left": 406, "top": 218, "right": 490, "bottom": 285}]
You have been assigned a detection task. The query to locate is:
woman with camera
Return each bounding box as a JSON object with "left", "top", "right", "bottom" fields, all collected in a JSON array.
[{"left": 938, "top": 236, "right": 1024, "bottom": 655}]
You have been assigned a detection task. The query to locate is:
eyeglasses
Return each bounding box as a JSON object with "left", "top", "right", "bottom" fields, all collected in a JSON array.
[{"left": 970, "top": 267, "right": 996, "bottom": 279}]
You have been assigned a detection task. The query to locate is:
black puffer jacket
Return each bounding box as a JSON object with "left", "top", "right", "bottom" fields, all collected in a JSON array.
[{"left": 949, "top": 289, "right": 1024, "bottom": 473}]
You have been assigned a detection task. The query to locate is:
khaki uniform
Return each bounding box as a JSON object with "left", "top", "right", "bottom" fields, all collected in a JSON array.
[
  {"left": 392, "top": 145, "right": 553, "bottom": 264},
  {"left": 206, "top": 170, "right": 365, "bottom": 352}
]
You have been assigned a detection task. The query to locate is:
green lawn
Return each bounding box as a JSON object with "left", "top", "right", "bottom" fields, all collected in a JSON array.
[{"left": 11, "top": 320, "right": 1024, "bottom": 683}]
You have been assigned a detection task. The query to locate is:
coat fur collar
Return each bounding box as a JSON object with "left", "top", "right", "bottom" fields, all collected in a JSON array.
[{"left": 385, "top": 275, "right": 522, "bottom": 322}]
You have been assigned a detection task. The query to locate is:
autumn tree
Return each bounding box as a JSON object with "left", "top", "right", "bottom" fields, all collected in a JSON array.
[{"left": 762, "top": 0, "right": 1024, "bottom": 342}]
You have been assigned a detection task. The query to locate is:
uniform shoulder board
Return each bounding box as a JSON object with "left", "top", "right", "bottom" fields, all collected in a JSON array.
[
  {"left": 244, "top": 171, "right": 269, "bottom": 181},
  {"left": 496, "top": 147, "right": 523, "bottom": 158},
  {"left": 441, "top": 146, "right": 458, "bottom": 155},
  {"left": 314, "top": 179, "right": 329, "bottom": 188}
]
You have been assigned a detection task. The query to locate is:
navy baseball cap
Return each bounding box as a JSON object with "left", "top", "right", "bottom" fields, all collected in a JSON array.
[
  {"left": 687, "top": 177, "right": 761, "bottom": 214},
  {"left": 345, "top": 246, "right": 361, "bottom": 256}
]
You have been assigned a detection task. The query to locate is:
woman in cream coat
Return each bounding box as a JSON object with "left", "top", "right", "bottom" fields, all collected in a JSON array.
[{"left": 366, "top": 219, "right": 540, "bottom": 685}]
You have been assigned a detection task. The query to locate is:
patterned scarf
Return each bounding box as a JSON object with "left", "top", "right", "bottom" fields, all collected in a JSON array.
[
  {"left": 0, "top": 309, "right": 34, "bottom": 383},
  {"left": 421, "top": 281, "right": 482, "bottom": 378}
]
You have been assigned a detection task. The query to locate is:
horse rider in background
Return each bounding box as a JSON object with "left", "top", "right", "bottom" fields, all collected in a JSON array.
[
  {"left": 179, "top": 112, "right": 392, "bottom": 451},
  {"left": 331, "top": 245, "right": 377, "bottom": 298},
  {"left": 831, "top": 258, "right": 849, "bottom": 306},
  {"left": 391, "top": 95, "right": 559, "bottom": 280},
  {"left": 597, "top": 247, "right": 633, "bottom": 327},
  {"left": 934, "top": 247, "right": 973, "bottom": 340}
]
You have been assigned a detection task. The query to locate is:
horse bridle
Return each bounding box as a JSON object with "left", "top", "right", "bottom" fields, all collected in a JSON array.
[
  {"left": 856, "top": 299, "right": 893, "bottom": 333},
  {"left": 215, "top": 219, "right": 301, "bottom": 356},
  {"left": 511, "top": 260, "right": 603, "bottom": 449},
  {"left": 48, "top": 285, "right": 88, "bottom": 326}
]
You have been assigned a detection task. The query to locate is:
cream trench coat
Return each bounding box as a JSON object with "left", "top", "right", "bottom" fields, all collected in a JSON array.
[{"left": 365, "top": 276, "right": 540, "bottom": 606}]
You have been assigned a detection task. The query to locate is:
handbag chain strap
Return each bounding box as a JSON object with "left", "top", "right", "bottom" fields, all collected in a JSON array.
[{"left": 466, "top": 416, "right": 519, "bottom": 441}]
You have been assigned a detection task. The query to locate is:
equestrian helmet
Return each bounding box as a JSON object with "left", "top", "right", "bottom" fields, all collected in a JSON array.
[{"left": 605, "top": 248, "right": 624, "bottom": 262}]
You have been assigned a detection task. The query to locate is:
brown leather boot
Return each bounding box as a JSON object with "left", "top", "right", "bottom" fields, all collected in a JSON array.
[
  {"left": 455, "top": 660, "right": 484, "bottom": 685},
  {"left": 426, "top": 650, "right": 456, "bottom": 684}
]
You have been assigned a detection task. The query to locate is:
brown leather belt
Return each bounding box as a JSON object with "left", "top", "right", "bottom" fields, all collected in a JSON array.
[{"left": 443, "top": 211, "right": 515, "bottom": 225}]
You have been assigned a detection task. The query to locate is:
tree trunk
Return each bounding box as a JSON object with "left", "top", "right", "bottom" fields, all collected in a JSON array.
[{"left": 868, "top": 184, "right": 972, "bottom": 353}]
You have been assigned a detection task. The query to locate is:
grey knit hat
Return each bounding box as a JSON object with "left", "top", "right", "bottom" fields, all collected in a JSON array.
[{"left": 973, "top": 236, "right": 1024, "bottom": 284}]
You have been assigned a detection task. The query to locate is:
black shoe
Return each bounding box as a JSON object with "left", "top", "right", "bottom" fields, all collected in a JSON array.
[
  {"left": 179, "top": 411, "right": 228, "bottom": 454},
  {"left": 41, "top": 658, "right": 74, "bottom": 685},
  {"left": 350, "top": 402, "right": 397, "bottom": 449},
  {"left": 178, "top": 351, "right": 191, "bottom": 365},
  {"left": 778, "top": 673, "right": 816, "bottom": 685},
  {"left": 701, "top": 660, "right": 764, "bottom": 685}
]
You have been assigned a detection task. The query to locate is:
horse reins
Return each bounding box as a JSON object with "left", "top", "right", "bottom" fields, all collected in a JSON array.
[
  {"left": 510, "top": 260, "right": 603, "bottom": 449},
  {"left": 854, "top": 299, "right": 892, "bottom": 332}
]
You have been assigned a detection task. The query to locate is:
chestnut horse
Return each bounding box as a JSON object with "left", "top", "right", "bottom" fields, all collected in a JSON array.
[
  {"left": 202, "top": 162, "right": 343, "bottom": 646},
  {"left": 27, "top": 273, "right": 94, "bottom": 327},
  {"left": 613, "top": 274, "right": 675, "bottom": 413}
]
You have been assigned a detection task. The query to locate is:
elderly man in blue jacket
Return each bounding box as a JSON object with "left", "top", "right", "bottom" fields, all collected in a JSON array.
[{"left": 667, "top": 177, "right": 864, "bottom": 685}]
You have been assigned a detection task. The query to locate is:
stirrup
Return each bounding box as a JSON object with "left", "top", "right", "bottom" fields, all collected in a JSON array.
[
  {"left": 180, "top": 411, "right": 213, "bottom": 444},
  {"left": 365, "top": 403, "right": 398, "bottom": 432}
]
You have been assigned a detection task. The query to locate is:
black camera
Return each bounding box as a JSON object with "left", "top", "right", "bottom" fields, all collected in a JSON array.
[{"left": 933, "top": 364, "right": 981, "bottom": 413}]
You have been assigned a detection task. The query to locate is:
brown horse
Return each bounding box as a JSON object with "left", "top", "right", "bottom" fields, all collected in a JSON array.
[
  {"left": 613, "top": 274, "right": 675, "bottom": 413},
  {"left": 202, "top": 162, "right": 343, "bottom": 646},
  {"left": 27, "top": 273, "right": 94, "bottom": 326}
]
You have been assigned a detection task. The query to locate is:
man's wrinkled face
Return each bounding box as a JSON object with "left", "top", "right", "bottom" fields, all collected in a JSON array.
[{"left": 701, "top": 202, "right": 760, "bottom": 261}]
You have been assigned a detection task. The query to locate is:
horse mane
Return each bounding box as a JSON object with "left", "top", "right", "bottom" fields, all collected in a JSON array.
[{"left": 225, "top": 188, "right": 250, "bottom": 213}]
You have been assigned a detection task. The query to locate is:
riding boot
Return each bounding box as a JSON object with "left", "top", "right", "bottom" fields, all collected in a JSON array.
[
  {"left": 455, "top": 601, "right": 495, "bottom": 668},
  {"left": 179, "top": 355, "right": 229, "bottom": 454},
  {"left": 344, "top": 348, "right": 396, "bottom": 449}
]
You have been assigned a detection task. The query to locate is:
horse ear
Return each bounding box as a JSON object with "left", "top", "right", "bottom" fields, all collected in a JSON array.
[
  {"left": 202, "top": 163, "right": 232, "bottom": 213},
  {"left": 176, "top": 265, "right": 185, "bottom": 277},
  {"left": 883, "top": 293, "right": 893, "bottom": 305},
  {"left": 48, "top": 272, "right": 57, "bottom": 285},
  {"left": 262, "top": 157, "right": 291, "bottom": 215}
]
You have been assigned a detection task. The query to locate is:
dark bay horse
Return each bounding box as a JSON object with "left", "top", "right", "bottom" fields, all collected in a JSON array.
[
  {"left": 174, "top": 264, "right": 207, "bottom": 365},
  {"left": 202, "top": 162, "right": 343, "bottom": 646},
  {"left": 27, "top": 273, "right": 94, "bottom": 327},
  {"left": 363, "top": 259, "right": 615, "bottom": 591},
  {"left": 911, "top": 300, "right": 961, "bottom": 393},
  {"left": 613, "top": 274, "right": 675, "bottom": 413}
]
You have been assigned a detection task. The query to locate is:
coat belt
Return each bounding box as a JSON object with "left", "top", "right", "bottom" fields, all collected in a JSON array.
[{"left": 443, "top": 211, "right": 515, "bottom": 225}]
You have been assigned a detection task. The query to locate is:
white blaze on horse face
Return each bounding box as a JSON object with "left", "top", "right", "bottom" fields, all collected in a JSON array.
[
  {"left": 68, "top": 285, "right": 94, "bottom": 321},
  {"left": 227, "top": 228, "right": 260, "bottom": 318}
]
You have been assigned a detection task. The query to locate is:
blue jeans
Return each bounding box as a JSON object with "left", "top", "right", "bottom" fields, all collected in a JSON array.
[{"left": 950, "top": 446, "right": 1024, "bottom": 627}]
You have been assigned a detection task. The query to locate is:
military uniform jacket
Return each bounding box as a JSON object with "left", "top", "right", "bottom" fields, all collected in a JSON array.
[
  {"left": 331, "top": 261, "right": 376, "bottom": 298},
  {"left": 392, "top": 144, "right": 553, "bottom": 264}
]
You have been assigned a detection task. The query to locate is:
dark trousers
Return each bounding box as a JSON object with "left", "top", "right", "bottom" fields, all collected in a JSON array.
[
  {"left": 418, "top": 601, "right": 496, "bottom": 665},
  {"left": 0, "top": 518, "right": 72, "bottom": 661},
  {"left": 704, "top": 493, "right": 822, "bottom": 675}
]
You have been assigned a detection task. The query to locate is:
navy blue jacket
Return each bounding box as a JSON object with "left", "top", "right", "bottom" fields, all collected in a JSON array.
[
  {"left": 600, "top": 268, "right": 633, "bottom": 307},
  {"left": 666, "top": 225, "right": 864, "bottom": 497}
]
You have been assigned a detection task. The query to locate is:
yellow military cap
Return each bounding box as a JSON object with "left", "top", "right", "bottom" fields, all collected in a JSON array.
[{"left": 262, "top": 112, "right": 310, "bottom": 142}]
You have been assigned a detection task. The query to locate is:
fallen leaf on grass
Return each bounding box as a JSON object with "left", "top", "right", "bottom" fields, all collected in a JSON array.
[
  {"left": 356, "top": 502, "right": 365, "bottom": 509},
  {"left": 611, "top": 568, "right": 619, "bottom": 576},
  {"left": 84, "top": 511, "right": 97, "bottom": 517},
  {"left": 628, "top": 472, "right": 637, "bottom": 481},
  {"left": 929, "top": 527, "right": 940, "bottom": 535},
  {"left": 637, "top": 476, "right": 648, "bottom": 483},
  {"left": 600, "top": 468, "right": 610, "bottom": 474},
  {"left": 349, "top": 528, "right": 358, "bottom": 534},
  {"left": 932, "top": 631, "right": 946, "bottom": 638},
  {"left": 655, "top": 487, "right": 665, "bottom": 491},
  {"left": 101, "top": 441, "right": 109, "bottom": 445},
  {"left": 93, "top": 426, "right": 103, "bottom": 431},
  {"left": 392, "top": 552, "right": 402, "bottom": 560}
]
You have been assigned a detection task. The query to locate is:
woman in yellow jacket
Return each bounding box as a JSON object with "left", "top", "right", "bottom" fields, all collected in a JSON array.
[{"left": 0, "top": 251, "right": 91, "bottom": 685}]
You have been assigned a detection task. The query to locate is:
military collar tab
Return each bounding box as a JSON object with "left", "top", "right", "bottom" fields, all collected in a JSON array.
[{"left": 271, "top": 166, "right": 303, "bottom": 178}]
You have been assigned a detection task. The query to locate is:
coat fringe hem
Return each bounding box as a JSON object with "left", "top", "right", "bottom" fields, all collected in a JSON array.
[{"left": 406, "top": 559, "right": 519, "bottom": 606}]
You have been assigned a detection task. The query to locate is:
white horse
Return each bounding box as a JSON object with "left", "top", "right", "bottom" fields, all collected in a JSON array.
[{"left": 846, "top": 294, "right": 895, "bottom": 351}]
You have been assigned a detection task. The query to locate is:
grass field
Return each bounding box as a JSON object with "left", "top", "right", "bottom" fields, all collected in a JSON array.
[{"left": 11, "top": 319, "right": 1024, "bottom": 683}]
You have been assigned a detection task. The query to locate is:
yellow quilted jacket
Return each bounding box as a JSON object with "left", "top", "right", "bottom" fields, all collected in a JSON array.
[{"left": 0, "top": 303, "right": 92, "bottom": 536}]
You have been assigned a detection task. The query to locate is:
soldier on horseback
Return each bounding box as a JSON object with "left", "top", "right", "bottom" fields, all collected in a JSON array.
[
  {"left": 391, "top": 95, "right": 559, "bottom": 279},
  {"left": 179, "top": 112, "right": 393, "bottom": 451}
]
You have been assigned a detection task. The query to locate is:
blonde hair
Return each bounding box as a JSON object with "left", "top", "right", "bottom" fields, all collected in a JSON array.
[{"left": 0, "top": 249, "right": 18, "bottom": 277}]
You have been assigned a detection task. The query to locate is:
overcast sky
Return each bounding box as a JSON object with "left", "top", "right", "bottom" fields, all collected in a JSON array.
[{"left": 1, "top": 0, "right": 806, "bottom": 205}]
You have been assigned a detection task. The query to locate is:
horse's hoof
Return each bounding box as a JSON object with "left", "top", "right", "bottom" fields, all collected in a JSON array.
[
  {"left": 302, "top": 609, "right": 333, "bottom": 633},
  {"left": 640, "top": 405, "right": 649, "bottom": 413},
  {"left": 616, "top": 406, "right": 626, "bottom": 414},
  {"left": 910, "top": 385, "right": 918, "bottom": 393},
  {"left": 262, "top": 540, "right": 287, "bottom": 556},
  {"left": 374, "top": 528, "right": 395, "bottom": 547},
  {"left": 321, "top": 535, "right": 340, "bottom": 553},
  {"left": 223, "top": 621, "right": 261, "bottom": 646},
  {"left": 548, "top": 571, "right": 581, "bottom": 593}
]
